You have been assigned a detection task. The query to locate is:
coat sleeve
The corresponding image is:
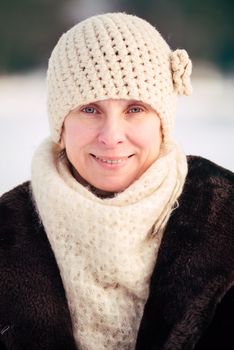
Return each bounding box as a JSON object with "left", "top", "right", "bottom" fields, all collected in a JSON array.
[
  {"left": 0, "top": 184, "right": 79, "bottom": 350},
  {"left": 195, "top": 285, "right": 234, "bottom": 350}
]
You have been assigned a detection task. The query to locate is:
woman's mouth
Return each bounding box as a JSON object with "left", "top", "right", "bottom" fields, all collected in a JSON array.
[{"left": 90, "top": 154, "right": 134, "bottom": 165}]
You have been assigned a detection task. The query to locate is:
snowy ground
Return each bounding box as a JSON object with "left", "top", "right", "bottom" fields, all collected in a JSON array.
[{"left": 0, "top": 68, "right": 234, "bottom": 195}]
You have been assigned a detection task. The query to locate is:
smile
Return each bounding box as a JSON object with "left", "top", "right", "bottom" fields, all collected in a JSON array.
[{"left": 90, "top": 154, "right": 133, "bottom": 164}]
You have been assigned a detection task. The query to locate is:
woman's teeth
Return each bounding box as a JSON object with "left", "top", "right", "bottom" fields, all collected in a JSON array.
[{"left": 95, "top": 156, "right": 126, "bottom": 164}]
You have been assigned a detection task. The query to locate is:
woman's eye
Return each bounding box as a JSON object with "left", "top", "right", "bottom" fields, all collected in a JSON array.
[
  {"left": 81, "top": 106, "right": 97, "bottom": 114},
  {"left": 128, "top": 106, "right": 143, "bottom": 113}
]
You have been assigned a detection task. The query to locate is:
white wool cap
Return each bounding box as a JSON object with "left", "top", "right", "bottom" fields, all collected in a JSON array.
[{"left": 47, "top": 12, "right": 192, "bottom": 143}]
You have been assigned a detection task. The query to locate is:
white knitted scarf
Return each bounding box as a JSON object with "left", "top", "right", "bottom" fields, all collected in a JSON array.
[{"left": 31, "top": 138, "right": 187, "bottom": 350}]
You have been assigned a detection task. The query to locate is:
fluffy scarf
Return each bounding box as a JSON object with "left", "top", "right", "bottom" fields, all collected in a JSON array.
[{"left": 31, "top": 138, "right": 187, "bottom": 350}]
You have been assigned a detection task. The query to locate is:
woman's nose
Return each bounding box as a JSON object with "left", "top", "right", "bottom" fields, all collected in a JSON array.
[{"left": 97, "top": 118, "right": 126, "bottom": 146}]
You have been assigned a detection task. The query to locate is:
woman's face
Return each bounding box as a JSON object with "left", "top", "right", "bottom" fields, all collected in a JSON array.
[{"left": 61, "top": 99, "right": 162, "bottom": 192}]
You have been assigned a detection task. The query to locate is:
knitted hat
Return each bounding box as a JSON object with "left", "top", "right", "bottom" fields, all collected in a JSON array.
[{"left": 47, "top": 12, "right": 192, "bottom": 143}]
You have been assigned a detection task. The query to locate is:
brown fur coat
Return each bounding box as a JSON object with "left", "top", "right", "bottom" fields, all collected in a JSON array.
[{"left": 0, "top": 156, "right": 233, "bottom": 350}]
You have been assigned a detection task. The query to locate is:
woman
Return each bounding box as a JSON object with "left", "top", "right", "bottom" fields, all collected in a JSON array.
[{"left": 0, "top": 12, "right": 233, "bottom": 350}]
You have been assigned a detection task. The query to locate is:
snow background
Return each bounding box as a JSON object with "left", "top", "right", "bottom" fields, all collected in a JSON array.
[{"left": 0, "top": 66, "right": 233, "bottom": 195}]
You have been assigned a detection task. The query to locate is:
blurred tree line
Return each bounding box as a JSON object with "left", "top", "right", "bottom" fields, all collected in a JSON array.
[
  {"left": 0, "top": 0, "right": 233, "bottom": 73},
  {"left": 0, "top": 0, "right": 71, "bottom": 73},
  {"left": 122, "top": 0, "right": 234, "bottom": 72}
]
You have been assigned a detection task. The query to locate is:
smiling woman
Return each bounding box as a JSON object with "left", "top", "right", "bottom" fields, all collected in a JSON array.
[
  {"left": 61, "top": 99, "right": 162, "bottom": 192},
  {"left": 0, "top": 12, "right": 233, "bottom": 350}
]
